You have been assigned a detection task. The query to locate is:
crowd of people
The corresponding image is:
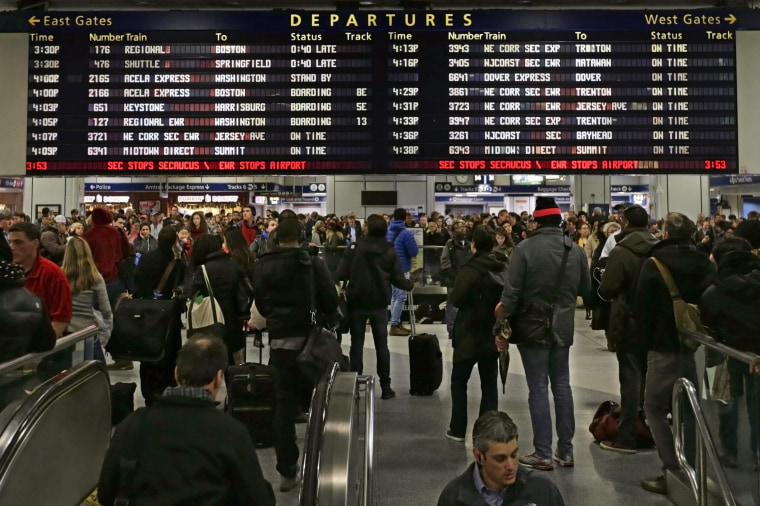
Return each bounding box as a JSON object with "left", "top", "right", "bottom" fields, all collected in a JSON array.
[{"left": 0, "top": 198, "right": 759, "bottom": 505}]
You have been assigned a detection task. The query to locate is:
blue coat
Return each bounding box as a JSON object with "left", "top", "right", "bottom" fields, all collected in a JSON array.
[{"left": 386, "top": 220, "right": 418, "bottom": 272}]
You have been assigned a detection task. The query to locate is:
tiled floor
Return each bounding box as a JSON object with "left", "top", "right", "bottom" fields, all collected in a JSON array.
[{"left": 107, "top": 310, "right": 671, "bottom": 505}]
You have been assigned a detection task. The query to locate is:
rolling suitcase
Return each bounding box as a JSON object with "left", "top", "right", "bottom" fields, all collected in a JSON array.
[
  {"left": 225, "top": 341, "right": 276, "bottom": 448},
  {"left": 407, "top": 290, "right": 443, "bottom": 396}
]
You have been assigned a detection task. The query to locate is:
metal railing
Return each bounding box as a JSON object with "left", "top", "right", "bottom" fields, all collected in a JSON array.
[
  {"left": 300, "top": 363, "right": 375, "bottom": 506},
  {"left": 0, "top": 325, "right": 99, "bottom": 377},
  {"left": 672, "top": 378, "right": 736, "bottom": 506},
  {"left": 672, "top": 327, "right": 758, "bottom": 506}
]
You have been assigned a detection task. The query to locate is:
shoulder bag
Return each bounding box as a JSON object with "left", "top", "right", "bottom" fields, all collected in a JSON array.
[
  {"left": 511, "top": 240, "right": 571, "bottom": 347},
  {"left": 296, "top": 262, "right": 350, "bottom": 383},
  {"left": 108, "top": 260, "right": 178, "bottom": 363},
  {"left": 186, "top": 264, "right": 227, "bottom": 339},
  {"left": 650, "top": 257, "right": 704, "bottom": 351}
]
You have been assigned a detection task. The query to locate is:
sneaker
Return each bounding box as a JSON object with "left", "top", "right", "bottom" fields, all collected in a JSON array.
[
  {"left": 279, "top": 474, "right": 301, "bottom": 492},
  {"left": 553, "top": 452, "right": 574, "bottom": 467},
  {"left": 600, "top": 440, "right": 637, "bottom": 454},
  {"left": 107, "top": 360, "right": 133, "bottom": 371},
  {"left": 381, "top": 387, "right": 396, "bottom": 400},
  {"left": 445, "top": 430, "right": 465, "bottom": 443},
  {"left": 519, "top": 453, "right": 554, "bottom": 471},
  {"left": 389, "top": 325, "right": 410, "bottom": 336},
  {"left": 641, "top": 475, "right": 667, "bottom": 494}
]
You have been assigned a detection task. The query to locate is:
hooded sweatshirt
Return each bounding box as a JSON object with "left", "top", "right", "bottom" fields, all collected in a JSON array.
[
  {"left": 83, "top": 208, "right": 129, "bottom": 282},
  {"left": 700, "top": 251, "right": 760, "bottom": 354}
]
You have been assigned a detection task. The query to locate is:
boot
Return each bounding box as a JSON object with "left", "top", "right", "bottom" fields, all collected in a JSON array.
[
  {"left": 107, "top": 359, "right": 133, "bottom": 371},
  {"left": 389, "top": 325, "right": 410, "bottom": 336}
]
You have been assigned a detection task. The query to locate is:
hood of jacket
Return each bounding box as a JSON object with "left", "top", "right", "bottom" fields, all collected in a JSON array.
[
  {"left": 91, "top": 207, "right": 112, "bottom": 225},
  {"left": 617, "top": 227, "right": 659, "bottom": 256},
  {"left": 714, "top": 251, "right": 760, "bottom": 299},
  {"left": 470, "top": 250, "right": 506, "bottom": 273},
  {"left": 387, "top": 220, "right": 406, "bottom": 234},
  {"left": 356, "top": 236, "right": 391, "bottom": 257}
]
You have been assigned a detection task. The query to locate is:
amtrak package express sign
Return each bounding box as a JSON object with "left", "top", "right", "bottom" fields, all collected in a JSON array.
[{"left": 0, "top": 9, "right": 747, "bottom": 175}]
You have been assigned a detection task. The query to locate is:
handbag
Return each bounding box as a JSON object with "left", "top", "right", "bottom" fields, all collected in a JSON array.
[
  {"left": 108, "top": 260, "right": 178, "bottom": 363},
  {"left": 589, "top": 399, "right": 655, "bottom": 448},
  {"left": 187, "top": 264, "right": 226, "bottom": 339},
  {"left": 296, "top": 261, "right": 350, "bottom": 383},
  {"left": 511, "top": 240, "right": 571, "bottom": 347}
]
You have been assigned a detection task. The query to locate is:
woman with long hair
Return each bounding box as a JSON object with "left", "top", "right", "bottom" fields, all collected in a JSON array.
[
  {"left": 133, "top": 221, "right": 158, "bottom": 256},
  {"left": 189, "top": 210, "right": 208, "bottom": 241},
  {"left": 68, "top": 221, "right": 84, "bottom": 240},
  {"left": 62, "top": 237, "right": 112, "bottom": 362},
  {"left": 191, "top": 235, "right": 249, "bottom": 364}
]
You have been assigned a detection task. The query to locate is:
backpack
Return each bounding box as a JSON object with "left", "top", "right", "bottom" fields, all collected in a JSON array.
[{"left": 650, "top": 258, "right": 705, "bottom": 351}]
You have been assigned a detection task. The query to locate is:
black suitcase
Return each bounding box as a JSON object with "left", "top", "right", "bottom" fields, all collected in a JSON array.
[
  {"left": 225, "top": 342, "right": 275, "bottom": 448},
  {"left": 407, "top": 290, "right": 443, "bottom": 396}
]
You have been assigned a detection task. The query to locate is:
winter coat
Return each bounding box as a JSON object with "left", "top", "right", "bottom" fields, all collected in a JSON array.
[
  {"left": 253, "top": 247, "right": 339, "bottom": 345},
  {"left": 500, "top": 227, "right": 591, "bottom": 348},
  {"left": 83, "top": 211, "right": 129, "bottom": 283},
  {"left": 700, "top": 251, "right": 760, "bottom": 355},
  {"left": 0, "top": 275, "right": 56, "bottom": 361},
  {"left": 133, "top": 234, "right": 158, "bottom": 256},
  {"left": 134, "top": 248, "right": 188, "bottom": 300},
  {"left": 598, "top": 228, "right": 659, "bottom": 352},
  {"left": 191, "top": 251, "right": 250, "bottom": 353},
  {"left": 39, "top": 229, "right": 67, "bottom": 265},
  {"left": 98, "top": 393, "right": 275, "bottom": 506},
  {"left": 635, "top": 239, "right": 716, "bottom": 353},
  {"left": 337, "top": 235, "right": 412, "bottom": 310},
  {"left": 386, "top": 219, "right": 418, "bottom": 272},
  {"left": 450, "top": 252, "right": 507, "bottom": 363},
  {"left": 440, "top": 238, "right": 472, "bottom": 287}
]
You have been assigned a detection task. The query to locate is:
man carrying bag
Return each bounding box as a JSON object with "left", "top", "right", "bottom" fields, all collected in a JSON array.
[
  {"left": 496, "top": 198, "right": 591, "bottom": 471},
  {"left": 253, "top": 218, "right": 339, "bottom": 492}
]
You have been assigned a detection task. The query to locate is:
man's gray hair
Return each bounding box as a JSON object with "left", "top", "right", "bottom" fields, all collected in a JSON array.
[
  {"left": 663, "top": 212, "right": 696, "bottom": 241},
  {"left": 472, "top": 411, "right": 519, "bottom": 454}
]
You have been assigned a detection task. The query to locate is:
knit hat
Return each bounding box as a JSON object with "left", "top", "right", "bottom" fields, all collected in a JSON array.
[
  {"left": 91, "top": 207, "right": 112, "bottom": 225},
  {"left": 0, "top": 260, "right": 26, "bottom": 288},
  {"left": 533, "top": 197, "right": 562, "bottom": 221}
]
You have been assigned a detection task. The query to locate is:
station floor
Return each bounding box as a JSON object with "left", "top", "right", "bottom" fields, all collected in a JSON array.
[{"left": 107, "top": 310, "right": 671, "bottom": 506}]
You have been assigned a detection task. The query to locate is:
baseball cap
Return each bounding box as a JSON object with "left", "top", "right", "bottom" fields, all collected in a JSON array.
[{"left": 53, "top": 215, "right": 67, "bottom": 224}]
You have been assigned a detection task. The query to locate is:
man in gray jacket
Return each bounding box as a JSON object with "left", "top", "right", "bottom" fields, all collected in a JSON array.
[{"left": 497, "top": 197, "right": 590, "bottom": 471}]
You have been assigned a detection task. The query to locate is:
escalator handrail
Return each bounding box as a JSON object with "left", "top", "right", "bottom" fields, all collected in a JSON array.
[
  {"left": 0, "top": 325, "right": 99, "bottom": 377},
  {"left": 678, "top": 327, "right": 756, "bottom": 366},
  {"left": 671, "top": 377, "right": 736, "bottom": 506},
  {"left": 0, "top": 360, "right": 110, "bottom": 473},
  {"left": 357, "top": 375, "right": 375, "bottom": 506},
  {"left": 300, "top": 362, "right": 341, "bottom": 506}
]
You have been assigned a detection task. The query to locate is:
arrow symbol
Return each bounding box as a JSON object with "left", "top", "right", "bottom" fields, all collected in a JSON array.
[
  {"left": 205, "top": 184, "right": 209, "bottom": 190},
  {"left": 28, "top": 16, "right": 40, "bottom": 26},
  {"left": 725, "top": 14, "right": 736, "bottom": 24}
]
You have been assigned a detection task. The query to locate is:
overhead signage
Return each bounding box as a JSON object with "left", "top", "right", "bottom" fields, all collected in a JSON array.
[
  {"left": 710, "top": 175, "right": 760, "bottom": 186},
  {"left": 0, "top": 178, "right": 24, "bottom": 190},
  {"left": 435, "top": 183, "right": 571, "bottom": 193},
  {"left": 610, "top": 184, "right": 650, "bottom": 192}
]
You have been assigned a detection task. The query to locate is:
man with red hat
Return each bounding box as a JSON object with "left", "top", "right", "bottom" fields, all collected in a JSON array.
[
  {"left": 496, "top": 197, "right": 590, "bottom": 471},
  {"left": 83, "top": 207, "right": 130, "bottom": 308}
]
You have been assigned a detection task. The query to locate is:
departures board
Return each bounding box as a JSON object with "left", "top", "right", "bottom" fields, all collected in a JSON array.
[{"left": 7, "top": 9, "right": 745, "bottom": 174}]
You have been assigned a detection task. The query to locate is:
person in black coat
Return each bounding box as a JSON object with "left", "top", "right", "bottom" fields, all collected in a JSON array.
[
  {"left": 0, "top": 260, "right": 56, "bottom": 362},
  {"left": 635, "top": 212, "right": 716, "bottom": 495},
  {"left": 133, "top": 225, "right": 187, "bottom": 405},
  {"left": 253, "top": 218, "right": 339, "bottom": 492},
  {"left": 446, "top": 227, "right": 508, "bottom": 441},
  {"left": 190, "top": 235, "right": 249, "bottom": 364},
  {"left": 0, "top": 209, "right": 14, "bottom": 263},
  {"left": 337, "top": 214, "right": 413, "bottom": 400},
  {"left": 98, "top": 335, "right": 275, "bottom": 506}
]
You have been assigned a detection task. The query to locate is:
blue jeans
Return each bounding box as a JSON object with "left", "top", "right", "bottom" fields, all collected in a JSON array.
[
  {"left": 518, "top": 345, "right": 575, "bottom": 458},
  {"left": 349, "top": 307, "right": 391, "bottom": 386},
  {"left": 84, "top": 337, "right": 106, "bottom": 363},
  {"left": 449, "top": 353, "right": 498, "bottom": 438},
  {"left": 389, "top": 271, "right": 410, "bottom": 326}
]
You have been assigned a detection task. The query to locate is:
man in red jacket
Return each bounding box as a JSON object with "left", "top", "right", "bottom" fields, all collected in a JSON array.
[
  {"left": 83, "top": 207, "right": 129, "bottom": 308},
  {"left": 239, "top": 204, "right": 257, "bottom": 245}
]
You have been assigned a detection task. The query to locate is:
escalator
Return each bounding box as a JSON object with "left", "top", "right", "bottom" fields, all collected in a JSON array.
[
  {"left": 667, "top": 328, "right": 760, "bottom": 506},
  {"left": 301, "top": 363, "right": 375, "bottom": 506}
]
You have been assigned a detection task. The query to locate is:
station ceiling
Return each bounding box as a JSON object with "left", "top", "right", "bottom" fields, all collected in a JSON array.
[{"left": 1, "top": 0, "right": 756, "bottom": 11}]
